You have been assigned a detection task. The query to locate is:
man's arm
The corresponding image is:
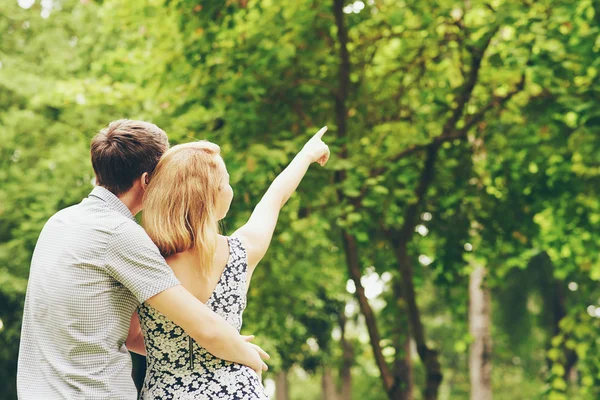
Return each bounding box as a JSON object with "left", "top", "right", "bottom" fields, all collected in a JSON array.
[
  {"left": 145, "top": 285, "right": 268, "bottom": 371},
  {"left": 106, "top": 221, "right": 269, "bottom": 372}
]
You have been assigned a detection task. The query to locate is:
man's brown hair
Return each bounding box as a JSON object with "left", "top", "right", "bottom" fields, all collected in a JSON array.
[{"left": 91, "top": 119, "right": 169, "bottom": 196}]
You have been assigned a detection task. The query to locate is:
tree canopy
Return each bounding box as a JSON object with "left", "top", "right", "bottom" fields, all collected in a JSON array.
[{"left": 0, "top": 0, "right": 598, "bottom": 399}]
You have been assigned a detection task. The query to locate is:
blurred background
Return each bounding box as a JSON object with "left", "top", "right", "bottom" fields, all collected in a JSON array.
[{"left": 1, "top": 0, "right": 599, "bottom": 399}]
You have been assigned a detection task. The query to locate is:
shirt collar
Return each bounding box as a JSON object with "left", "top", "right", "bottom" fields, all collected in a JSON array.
[{"left": 88, "top": 186, "right": 136, "bottom": 221}]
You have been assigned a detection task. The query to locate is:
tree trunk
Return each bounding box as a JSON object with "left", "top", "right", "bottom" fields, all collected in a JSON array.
[
  {"left": 332, "top": 0, "right": 396, "bottom": 392},
  {"left": 390, "top": 278, "right": 413, "bottom": 400},
  {"left": 340, "top": 361, "right": 352, "bottom": 400},
  {"left": 384, "top": 26, "right": 504, "bottom": 400},
  {"left": 392, "top": 240, "right": 442, "bottom": 400},
  {"left": 386, "top": 146, "right": 442, "bottom": 399},
  {"left": 469, "top": 265, "right": 492, "bottom": 400},
  {"left": 276, "top": 370, "right": 290, "bottom": 400},
  {"left": 322, "top": 367, "right": 339, "bottom": 400},
  {"left": 388, "top": 336, "right": 412, "bottom": 400},
  {"left": 341, "top": 232, "right": 394, "bottom": 391},
  {"left": 534, "top": 252, "right": 578, "bottom": 382},
  {"left": 331, "top": 0, "right": 415, "bottom": 395},
  {"left": 339, "top": 313, "right": 353, "bottom": 400}
]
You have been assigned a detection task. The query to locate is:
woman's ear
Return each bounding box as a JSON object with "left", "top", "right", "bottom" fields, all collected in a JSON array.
[{"left": 141, "top": 172, "right": 150, "bottom": 191}]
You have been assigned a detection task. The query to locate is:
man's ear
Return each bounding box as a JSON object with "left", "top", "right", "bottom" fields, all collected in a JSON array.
[{"left": 141, "top": 172, "right": 150, "bottom": 191}]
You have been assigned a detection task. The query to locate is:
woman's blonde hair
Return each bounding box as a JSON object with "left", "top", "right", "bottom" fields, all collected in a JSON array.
[{"left": 142, "top": 141, "right": 225, "bottom": 275}]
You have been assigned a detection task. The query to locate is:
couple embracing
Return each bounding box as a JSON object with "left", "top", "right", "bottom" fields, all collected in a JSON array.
[{"left": 17, "top": 119, "right": 330, "bottom": 399}]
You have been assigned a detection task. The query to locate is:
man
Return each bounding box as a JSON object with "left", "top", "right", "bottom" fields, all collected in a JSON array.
[{"left": 17, "top": 120, "right": 268, "bottom": 399}]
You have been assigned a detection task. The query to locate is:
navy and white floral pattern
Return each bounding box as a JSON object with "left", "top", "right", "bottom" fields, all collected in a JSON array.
[{"left": 138, "top": 237, "right": 268, "bottom": 399}]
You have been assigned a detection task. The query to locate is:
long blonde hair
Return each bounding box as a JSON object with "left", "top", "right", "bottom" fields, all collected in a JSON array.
[{"left": 143, "top": 141, "right": 225, "bottom": 275}]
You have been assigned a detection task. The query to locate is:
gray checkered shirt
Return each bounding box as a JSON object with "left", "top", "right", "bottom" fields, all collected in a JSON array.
[{"left": 17, "top": 186, "right": 180, "bottom": 399}]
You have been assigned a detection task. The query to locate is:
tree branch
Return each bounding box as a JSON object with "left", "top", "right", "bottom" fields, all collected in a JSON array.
[
  {"left": 460, "top": 72, "right": 525, "bottom": 135},
  {"left": 368, "top": 24, "right": 503, "bottom": 178}
]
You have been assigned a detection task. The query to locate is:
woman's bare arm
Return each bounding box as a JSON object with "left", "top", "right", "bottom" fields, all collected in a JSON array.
[
  {"left": 126, "top": 311, "right": 146, "bottom": 356},
  {"left": 233, "top": 127, "right": 330, "bottom": 272}
]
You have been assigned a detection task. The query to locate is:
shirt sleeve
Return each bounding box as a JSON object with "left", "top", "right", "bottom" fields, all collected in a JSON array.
[{"left": 105, "top": 221, "right": 180, "bottom": 303}]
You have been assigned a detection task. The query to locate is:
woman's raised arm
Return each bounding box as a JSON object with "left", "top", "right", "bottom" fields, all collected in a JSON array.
[{"left": 233, "top": 126, "right": 330, "bottom": 271}]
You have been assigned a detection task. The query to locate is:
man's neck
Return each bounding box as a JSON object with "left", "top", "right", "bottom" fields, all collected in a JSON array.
[{"left": 117, "top": 190, "right": 142, "bottom": 216}]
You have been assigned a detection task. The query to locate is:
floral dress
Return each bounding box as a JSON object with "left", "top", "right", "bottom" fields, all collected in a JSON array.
[{"left": 137, "top": 237, "right": 268, "bottom": 399}]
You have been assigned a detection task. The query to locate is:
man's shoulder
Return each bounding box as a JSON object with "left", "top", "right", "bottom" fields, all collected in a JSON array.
[
  {"left": 48, "top": 203, "right": 79, "bottom": 220},
  {"left": 111, "top": 218, "right": 149, "bottom": 240},
  {"left": 107, "top": 218, "right": 158, "bottom": 253},
  {"left": 42, "top": 204, "right": 82, "bottom": 233},
  {"left": 44, "top": 198, "right": 136, "bottom": 236}
]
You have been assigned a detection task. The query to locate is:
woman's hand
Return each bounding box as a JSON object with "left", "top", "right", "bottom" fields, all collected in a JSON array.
[{"left": 300, "top": 126, "right": 330, "bottom": 166}]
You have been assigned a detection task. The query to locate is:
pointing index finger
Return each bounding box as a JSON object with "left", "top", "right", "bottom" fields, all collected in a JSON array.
[{"left": 313, "top": 126, "right": 327, "bottom": 140}]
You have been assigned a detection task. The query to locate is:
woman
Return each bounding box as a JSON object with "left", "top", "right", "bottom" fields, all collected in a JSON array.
[{"left": 133, "top": 127, "right": 329, "bottom": 399}]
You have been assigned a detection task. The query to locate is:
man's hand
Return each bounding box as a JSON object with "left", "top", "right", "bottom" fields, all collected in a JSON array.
[
  {"left": 243, "top": 335, "right": 270, "bottom": 374},
  {"left": 146, "top": 286, "right": 269, "bottom": 372},
  {"left": 301, "top": 126, "right": 330, "bottom": 166}
]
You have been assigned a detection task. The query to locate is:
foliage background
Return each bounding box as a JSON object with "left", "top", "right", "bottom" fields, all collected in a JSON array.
[{"left": 0, "top": 0, "right": 598, "bottom": 399}]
